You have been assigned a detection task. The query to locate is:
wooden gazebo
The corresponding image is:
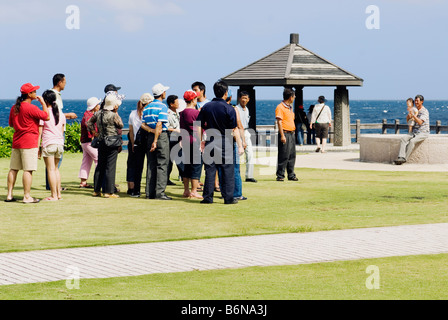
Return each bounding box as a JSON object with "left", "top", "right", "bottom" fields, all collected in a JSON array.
[{"left": 222, "top": 33, "right": 363, "bottom": 146}]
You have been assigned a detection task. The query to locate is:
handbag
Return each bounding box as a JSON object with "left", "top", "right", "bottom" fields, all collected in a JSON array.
[
  {"left": 91, "top": 137, "right": 100, "bottom": 148},
  {"left": 104, "top": 135, "right": 123, "bottom": 148},
  {"left": 134, "top": 127, "right": 148, "bottom": 146}
]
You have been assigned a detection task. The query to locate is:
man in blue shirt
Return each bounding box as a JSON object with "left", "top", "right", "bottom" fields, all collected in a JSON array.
[
  {"left": 197, "top": 80, "right": 244, "bottom": 204},
  {"left": 141, "top": 83, "right": 171, "bottom": 200}
]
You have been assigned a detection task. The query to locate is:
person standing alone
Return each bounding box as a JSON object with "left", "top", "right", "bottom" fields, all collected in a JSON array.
[{"left": 275, "top": 88, "right": 298, "bottom": 182}]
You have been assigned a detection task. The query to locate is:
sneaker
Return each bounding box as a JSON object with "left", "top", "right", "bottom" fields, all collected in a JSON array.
[
  {"left": 315, "top": 147, "right": 321, "bottom": 153},
  {"left": 130, "top": 191, "right": 141, "bottom": 198},
  {"left": 394, "top": 157, "right": 406, "bottom": 165},
  {"left": 245, "top": 178, "right": 257, "bottom": 183}
]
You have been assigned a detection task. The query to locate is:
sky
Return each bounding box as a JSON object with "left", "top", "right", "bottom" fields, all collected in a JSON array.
[{"left": 0, "top": 0, "right": 447, "bottom": 101}]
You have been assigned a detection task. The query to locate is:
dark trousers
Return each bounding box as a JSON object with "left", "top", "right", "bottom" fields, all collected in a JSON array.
[
  {"left": 94, "top": 143, "right": 119, "bottom": 194},
  {"left": 202, "top": 138, "right": 234, "bottom": 203},
  {"left": 146, "top": 131, "right": 169, "bottom": 198},
  {"left": 129, "top": 143, "right": 147, "bottom": 194},
  {"left": 276, "top": 131, "right": 296, "bottom": 179},
  {"left": 167, "top": 135, "right": 184, "bottom": 181}
]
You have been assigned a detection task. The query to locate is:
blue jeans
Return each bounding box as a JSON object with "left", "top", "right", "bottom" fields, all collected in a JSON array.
[
  {"left": 218, "top": 142, "right": 242, "bottom": 198},
  {"left": 296, "top": 125, "right": 304, "bottom": 145}
]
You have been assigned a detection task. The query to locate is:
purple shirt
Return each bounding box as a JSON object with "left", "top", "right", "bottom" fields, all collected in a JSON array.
[{"left": 179, "top": 108, "right": 200, "bottom": 144}]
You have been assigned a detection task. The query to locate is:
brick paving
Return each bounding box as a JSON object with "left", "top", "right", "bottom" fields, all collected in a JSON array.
[{"left": 1, "top": 223, "right": 448, "bottom": 285}]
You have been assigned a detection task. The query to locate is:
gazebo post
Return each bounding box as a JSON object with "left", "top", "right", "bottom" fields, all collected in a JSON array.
[
  {"left": 333, "top": 85, "right": 351, "bottom": 146},
  {"left": 293, "top": 85, "right": 304, "bottom": 145}
]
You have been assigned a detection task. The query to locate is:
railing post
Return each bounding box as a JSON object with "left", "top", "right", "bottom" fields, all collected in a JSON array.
[
  {"left": 394, "top": 119, "right": 400, "bottom": 134},
  {"left": 436, "top": 120, "right": 441, "bottom": 134},
  {"left": 356, "top": 119, "right": 361, "bottom": 142},
  {"left": 382, "top": 119, "right": 387, "bottom": 134}
]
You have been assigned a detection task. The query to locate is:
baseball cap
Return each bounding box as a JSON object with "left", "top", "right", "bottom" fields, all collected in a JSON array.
[
  {"left": 152, "top": 83, "right": 170, "bottom": 96},
  {"left": 183, "top": 90, "right": 200, "bottom": 102},
  {"left": 104, "top": 84, "right": 121, "bottom": 93},
  {"left": 86, "top": 97, "right": 101, "bottom": 111},
  {"left": 140, "top": 93, "right": 154, "bottom": 105},
  {"left": 20, "top": 83, "right": 40, "bottom": 94}
]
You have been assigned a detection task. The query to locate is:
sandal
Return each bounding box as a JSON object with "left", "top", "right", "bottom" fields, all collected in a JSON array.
[
  {"left": 4, "top": 198, "right": 17, "bottom": 202},
  {"left": 189, "top": 193, "right": 203, "bottom": 200},
  {"left": 103, "top": 193, "right": 119, "bottom": 198},
  {"left": 214, "top": 187, "right": 221, "bottom": 192},
  {"left": 23, "top": 197, "right": 40, "bottom": 204},
  {"left": 92, "top": 192, "right": 102, "bottom": 197},
  {"left": 43, "top": 197, "right": 58, "bottom": 201},
  {"left": 79, "top": 183, "right": 94, "bottom": 188}
]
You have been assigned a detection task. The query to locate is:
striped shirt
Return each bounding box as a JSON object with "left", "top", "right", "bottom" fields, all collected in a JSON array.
[
  {"left": 413, "top": 106, "right": 430, "bottom": 134},
  {"left": 142, "top": 100, "right": 169, "bottom": 131}
]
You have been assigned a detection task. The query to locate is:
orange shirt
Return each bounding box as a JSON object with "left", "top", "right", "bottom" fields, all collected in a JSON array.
[{"left": 275, "top": 102, "right": 295, "bottom": 131}]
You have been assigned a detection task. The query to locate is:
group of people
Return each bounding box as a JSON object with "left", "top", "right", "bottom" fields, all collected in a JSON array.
[{"left": 5, "top": 75, "right": 261, "bottom": 204}]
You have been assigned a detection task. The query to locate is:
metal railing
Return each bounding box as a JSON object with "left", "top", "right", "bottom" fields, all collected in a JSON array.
[{"left": 121, "top": 120, "right": 448, "bottom": 147}]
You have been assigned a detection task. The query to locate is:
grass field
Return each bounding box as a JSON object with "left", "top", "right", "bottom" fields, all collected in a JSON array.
[
  {"left": 1, "top": 152, "right": 447, "bottom": 300},
  {"left": 1, "top": 152, "right": 447, "bottom": 253}
]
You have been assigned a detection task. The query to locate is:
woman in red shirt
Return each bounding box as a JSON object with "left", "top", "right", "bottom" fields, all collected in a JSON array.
[{"left": 6, "top": 83, "right": 49, "bottom": 203}]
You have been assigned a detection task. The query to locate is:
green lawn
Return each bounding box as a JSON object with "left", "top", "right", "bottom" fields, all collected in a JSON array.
[
  {"left": 1, "top": 152, "right": 447, "bottom": 253},
  {"left": 2, "top": 253, "right": 448, "bottom": 300}
]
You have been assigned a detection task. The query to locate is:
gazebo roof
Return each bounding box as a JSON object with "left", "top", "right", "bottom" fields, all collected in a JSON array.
[{"left": 222, "top": 34, "right": 363, "bottom": 87}]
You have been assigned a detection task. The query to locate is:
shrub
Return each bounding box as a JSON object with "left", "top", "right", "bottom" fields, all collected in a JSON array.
[
  {"left": 64, "top": 122, "right": 82, "bottom": 154},
  {"left": 0, "top": 126, "right": 14, "bottom": 158},
  {"left": 0, "top": 122, "right": 82, "bottom": 158}
]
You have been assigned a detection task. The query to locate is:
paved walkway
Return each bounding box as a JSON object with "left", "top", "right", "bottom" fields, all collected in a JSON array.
[
  {"left": 1, "top": 146, "right": 447, "bottom": 286},
  {"left": 2, "top": 223, "right": 448, "bottom": 285}
]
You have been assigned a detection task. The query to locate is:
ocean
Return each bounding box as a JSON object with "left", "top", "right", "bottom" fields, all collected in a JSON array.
[{"left": 1, "top": 99, "right": 447, "bottom": 130}]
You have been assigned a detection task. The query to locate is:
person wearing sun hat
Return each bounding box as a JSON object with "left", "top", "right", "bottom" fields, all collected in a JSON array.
[
  {"left": 78, "top": 97, "right": 101, "bottom": 188},
  {"left": 87, "top": 95, "right": 124, "bottom": 198},
  {"left": 6, "top": 83, "right": 50, "bottom": 203},
  {"left": 141, "top": 83, "right": 171, "bottom": 200}
]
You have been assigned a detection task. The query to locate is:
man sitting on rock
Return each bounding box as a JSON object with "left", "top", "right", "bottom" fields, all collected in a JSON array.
[{"left": 394, "top": 95, "right": 429, "bottom": 165}]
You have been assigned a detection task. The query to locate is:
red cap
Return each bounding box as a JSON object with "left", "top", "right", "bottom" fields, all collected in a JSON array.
[
  {"left": 20, "top": 83, "right": 40, "bottom": 94},
  {"left": 183, "top": 90, "right": 200, "bottom": 102}
]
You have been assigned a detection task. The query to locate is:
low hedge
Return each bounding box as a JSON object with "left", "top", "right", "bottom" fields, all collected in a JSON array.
[{"left": 0, "top": 122, "right": 82, "bottom": 158}]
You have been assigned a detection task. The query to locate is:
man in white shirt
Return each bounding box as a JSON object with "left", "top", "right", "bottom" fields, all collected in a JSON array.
[
  {"left": 236, "top": 91, "right": 256, "bottom": 182},
  {"left": 309, "top": 96, "right": 332, "bottom": 153},
  {"left": 45, "top": 73, "right": 77, "bottom": 190}
]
